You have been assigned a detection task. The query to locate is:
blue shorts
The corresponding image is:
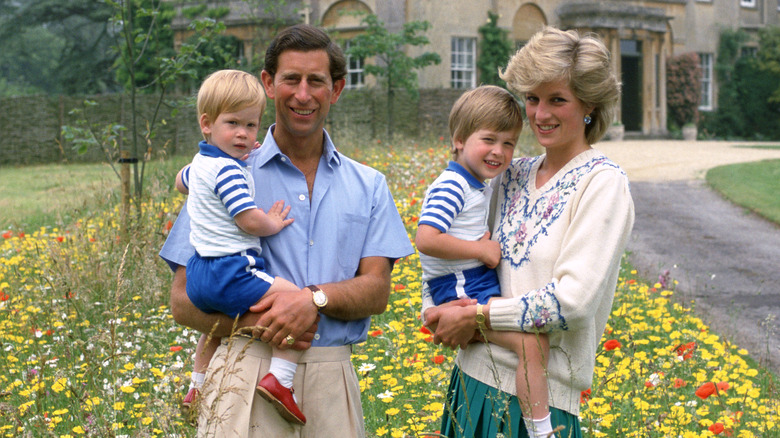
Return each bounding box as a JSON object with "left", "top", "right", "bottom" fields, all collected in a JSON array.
[
  {"left": 186, "top": 249, "right": 274, "bottom": 318},
  {"left": 426, "top": 265, "right": 500, "bottom": 306}
]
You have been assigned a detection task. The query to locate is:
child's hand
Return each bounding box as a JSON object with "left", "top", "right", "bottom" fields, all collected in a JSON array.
[
  {"left": 265, "top": 200, "right": 294, "bottom": 233},
  {"left": 240, "top": 141, "right": 262, "bottom": 161},
  {"left": 477, "top": 231, "right": 501, "bottom": 269}
]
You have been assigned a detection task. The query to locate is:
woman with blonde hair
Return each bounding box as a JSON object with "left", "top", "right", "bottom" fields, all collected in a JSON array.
[{"left": 424, "top": 26, "right": 635, "bottom": 438}]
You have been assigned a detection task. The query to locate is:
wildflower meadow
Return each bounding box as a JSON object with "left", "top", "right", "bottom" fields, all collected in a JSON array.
[{"left": 1, "top": 137, "right": 778, "bottom": 437}]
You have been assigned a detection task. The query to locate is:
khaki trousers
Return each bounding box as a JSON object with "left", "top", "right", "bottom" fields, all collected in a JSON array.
[{"left": 196, "top": 337, "right": 365, "bottom": 437}]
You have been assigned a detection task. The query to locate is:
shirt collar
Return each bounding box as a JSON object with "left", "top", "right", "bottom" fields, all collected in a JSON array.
[
  {"left": 198, "top": 141, "right": 247, "bottom": 166},
  {"left": 253, "top": 124, "right": 342, "bottom": 168},
  {"left": 446, "top": 161, "right": 485, "bottom": 189}
]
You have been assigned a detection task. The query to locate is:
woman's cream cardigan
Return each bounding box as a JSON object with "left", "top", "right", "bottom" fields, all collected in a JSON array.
[{"left": 449, "top": 148, "right": 635, "bottom": 416}]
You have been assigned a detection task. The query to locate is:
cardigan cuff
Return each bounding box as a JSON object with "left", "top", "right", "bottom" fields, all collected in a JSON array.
[{"left": 489, "top": 297, "right": 524, "bottom": 331}]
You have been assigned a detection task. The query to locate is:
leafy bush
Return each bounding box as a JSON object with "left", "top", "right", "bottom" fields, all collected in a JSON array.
[{"left": 667, "top": 53, "right": 701, "bottom": 128}]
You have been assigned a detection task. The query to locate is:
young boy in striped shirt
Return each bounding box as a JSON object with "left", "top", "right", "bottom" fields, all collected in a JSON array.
[
  {"left": 417, "top": 85, "right": 555, "bottom": 437},
  {"left": 175, "top": 69, "right": 306, "bottom": 425}
]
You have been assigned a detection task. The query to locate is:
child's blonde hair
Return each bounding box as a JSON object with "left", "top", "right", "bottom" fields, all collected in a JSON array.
[
  {"left": 448, "top": 85, "right": 524, "bottom": 156},
  {"left": 197, "top": 69, "right": 266, "bottom": 138}
]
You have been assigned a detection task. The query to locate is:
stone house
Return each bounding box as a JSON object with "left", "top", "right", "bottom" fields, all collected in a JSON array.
[{"left": 170, "top": 0, "right": 779, "bottom": 137}]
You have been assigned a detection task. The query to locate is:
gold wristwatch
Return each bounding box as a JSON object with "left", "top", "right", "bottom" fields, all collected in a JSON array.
[
  {"left": 476, "top": 304, "right": 487, "bottom": 330},
  {"left": 307, "top": 285, "right": 328, "bottom": 310}
]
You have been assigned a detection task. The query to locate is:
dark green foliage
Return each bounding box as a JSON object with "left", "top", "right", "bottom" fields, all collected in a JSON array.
[
  {"left": 666, "top": 52, "right": 701, "bottom": 128},
  {"left": 477, "top": 11, "right": 513, "bottom": 87},
  {"left": 700, "top": 28, "right": 780, "bottom": 140},
  {"left": 0, "top": 0, "right": 119, "bottom": 95},
  {"left": 113, "top": 0, "right": 177, "bottom": 94}
]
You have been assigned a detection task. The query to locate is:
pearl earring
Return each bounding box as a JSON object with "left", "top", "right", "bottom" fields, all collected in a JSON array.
[{"left": 584, "top": 114, "right": 592, "bottom": 125}]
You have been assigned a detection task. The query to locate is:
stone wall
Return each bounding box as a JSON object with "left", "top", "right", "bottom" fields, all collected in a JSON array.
[{"left": 0, "top": 88, "right": 468, "bottom": 166}]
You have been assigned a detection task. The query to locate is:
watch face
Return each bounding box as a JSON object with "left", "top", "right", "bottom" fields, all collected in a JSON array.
[{"left": 313, "top": 291, "right": 327, "bottom": 307}]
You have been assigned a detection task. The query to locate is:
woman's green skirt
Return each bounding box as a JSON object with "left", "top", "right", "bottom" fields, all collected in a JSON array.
[{"left": 440, "top": 366, "right": 582, "bottom": 438}]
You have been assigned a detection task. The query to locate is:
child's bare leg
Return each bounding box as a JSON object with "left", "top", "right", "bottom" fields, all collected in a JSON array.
[
  {"left": 255, "top": 277, "right": 307, "bottom": 424},
  {"left": 186, "top": 333, "right": 221, "bottom": 403},
  {"left": 257, "top": 277, "right": 303, "bottom": 388},
  {"left": 484, "top": 330, "right": 551, "bottom": 437}
]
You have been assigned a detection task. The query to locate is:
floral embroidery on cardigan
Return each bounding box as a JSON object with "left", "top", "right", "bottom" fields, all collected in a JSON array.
[
  {"left": 497, "top": 155, "right": 621, "bottom": 268},
  {"left": 516, "top": 281, "right": 567, "bottom": 332}
]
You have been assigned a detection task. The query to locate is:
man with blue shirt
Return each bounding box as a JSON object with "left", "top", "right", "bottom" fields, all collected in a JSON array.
[{"left": 160, "top": 24, "right": 413, "bottom": 437}]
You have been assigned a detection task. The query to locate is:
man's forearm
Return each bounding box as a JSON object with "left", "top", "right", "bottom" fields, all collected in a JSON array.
[{"left": 317, "top": 256, "right": 393, "bottom": 320}]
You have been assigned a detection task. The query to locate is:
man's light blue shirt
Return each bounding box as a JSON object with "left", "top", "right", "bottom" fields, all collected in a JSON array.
[{"left": 160, "top": 126, "right": 414, "bottom": 346}]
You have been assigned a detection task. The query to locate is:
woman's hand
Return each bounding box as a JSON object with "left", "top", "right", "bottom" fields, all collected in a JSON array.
[{"left": 425, "top": 298, "right": 479, "bottom": 350}]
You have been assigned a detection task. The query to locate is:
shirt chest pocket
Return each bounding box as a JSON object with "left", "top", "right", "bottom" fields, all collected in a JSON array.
[{"left": 337, "top": 213, "right": 369, "bottom": 274}]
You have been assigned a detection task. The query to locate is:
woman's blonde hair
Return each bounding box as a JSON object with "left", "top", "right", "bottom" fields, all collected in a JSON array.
[
  {"left": 499, "top": 26, "right": 620, "bottom": 145},
  {"left": 448, "top": 85, "right": 524, "bottom": 156},
  {"left": 197, "top": 69, "right": 266, "bottom": 132}
]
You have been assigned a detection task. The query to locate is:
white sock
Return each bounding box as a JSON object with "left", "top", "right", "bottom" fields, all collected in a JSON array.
[
  {"left": 268, "top": 357, "right": 297, "bottom": 389},
  {"left": 523, "top": 413, "right": 553, "bottom": 438},
  {"left": 190, "top": 372, "right": 206, "bottom": 390}
]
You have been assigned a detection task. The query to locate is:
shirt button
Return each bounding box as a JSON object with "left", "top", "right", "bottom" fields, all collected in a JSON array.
[
  {"left": 280, "top": 156, "right": 287, "bottom": 162},
  {"left": 298, "top": 194, "right": 306, "bottom": 201},
  {"left": 309, "top": 240, "right": 314, "bottom": 246},
  {"left": 314, "top": 334, "right": 320, "bottom": 340}
]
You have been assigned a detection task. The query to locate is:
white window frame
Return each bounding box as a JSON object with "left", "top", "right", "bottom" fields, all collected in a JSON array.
[
  {"left": 343, "top": 40, "right": 364, "bottom": 90},
  {"left": 698, "top": 53, "right": 714, "bottom": 111},
  {"left": 741, "top": 0, "right": 756, "bottom": 7},
  {"left": 451, "top": 37, "right": 476, "bottom": 89}
]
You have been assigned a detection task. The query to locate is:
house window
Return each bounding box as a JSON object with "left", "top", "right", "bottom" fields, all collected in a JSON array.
[
  {"left": 343, "top": 40, "right": 364, "bottom": 90},
  {"left": 741, "top": 0, "right": 756, "bottom": 7},
  {"left": 451, "top": 37, "right": 476, "bottom": 89},
  {"left": 699, "top": 53, "right": 713, "bottom": 111}
]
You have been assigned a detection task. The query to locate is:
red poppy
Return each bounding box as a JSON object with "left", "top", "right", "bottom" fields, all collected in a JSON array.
[
  {"left": 165, "top": 220, "right": 173, "bottom": 232},
  {"left": 394, "top": 284, "right": 406, "bottom": 291},
  {"left": 0, "top": 291, "right": 8, "bottom": 301},
  {"left": 2, "top": 231, "right": 12, "bottom": 239},
  {"left": 17, "top": 232, "right": 24, "bottom": 238},
  {"left": 432, "top": 355, "right": 445, "bottom": 364},
  {"left": 603, "top": 339, "right": 621, "bottom": 351},
  {"left": 644, "top": 380, "right": 655, "bottom": 388},
  {"left": 695, "top": 382, "right": 717, "bottom": 399},
  {"left": 169, "top": 346, "right": 183, "bottom": 352},
  {"left": 675, "top": 341, "right": 697, "bottom": 360},
  {"left": 717, "top": 381, "right": 729, "bottom": 391},
  {"left": 580, "top": 388, "right": 591, "bottom": 404},
  {"left": 420, "top": 326, "right": 432, "bottom": 335},
  {"left": 369, "top": 330, "right": 383, "bottom": 337},
  {"left": 410, "top": 198, "right": 418, "bottom": 206},
  {"left": 56, "top": 236, "right": 64, "bottom": 242},
  {"left": 709, "top": 423, "right": 725, "bottom": 434},
  {"left": 674, "top": 378, "right": 686, "bottom": 388}
]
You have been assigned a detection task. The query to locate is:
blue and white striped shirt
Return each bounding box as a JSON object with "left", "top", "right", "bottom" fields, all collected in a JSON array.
[
  {"left": 418, "top": 161, "right": 492, "bottom": 281},
  {"left": 185, "top": 141, "right": 261, "bottom": 257}
]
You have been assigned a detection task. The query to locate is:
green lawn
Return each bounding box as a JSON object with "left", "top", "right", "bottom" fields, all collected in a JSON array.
[{"left": 706, "top": 158, "right": 780, "bottom": 225}]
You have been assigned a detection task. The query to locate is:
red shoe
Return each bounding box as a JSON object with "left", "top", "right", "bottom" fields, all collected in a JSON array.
[
  {"left": 256, "top": 373, "right": 306, "bottom": 425},
  {"left": 181, "top": 387, "right": 199, "bottom": 422}
]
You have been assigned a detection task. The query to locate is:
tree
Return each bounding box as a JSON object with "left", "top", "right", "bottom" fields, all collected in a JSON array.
[
  {"left": 666, "top": 52, "right": 701, "bottom": 129},
  {"left": 0, "top": 0, "right": 119, "bottom": 95},
  {"left": 345, "top": 13, "right": 441, "bottom": 139},
  {"left": 477, "top": 11, "right": 513, "bottom": 87},
  {"left": 756, "top": 26, "right": 780, "bottom": 103},
  {"left": 62, "top": 0, "right": 224, "bottom": 238}
]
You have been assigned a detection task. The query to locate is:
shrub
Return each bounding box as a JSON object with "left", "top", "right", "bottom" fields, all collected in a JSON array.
[{"left": 667, "top": 52, "right": 701, "bottom": 128}]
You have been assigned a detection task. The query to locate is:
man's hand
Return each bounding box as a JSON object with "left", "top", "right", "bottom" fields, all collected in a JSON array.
[
  {"left": 425, "top": 298, "right": 480, "bottom": 350},
  {"left": 250, "top": 289, "right": 319, "bottom": 350}
]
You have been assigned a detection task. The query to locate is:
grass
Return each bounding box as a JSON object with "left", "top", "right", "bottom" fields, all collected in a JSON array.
[
  {"left": 0, "top": 137, "right": 778, "bottom": 437},
  {"left": 0, "top": 157, "right": 192, "bottom": 232},
  {"left": 706, "top": 158, "right": 780, "bottom": 225}
]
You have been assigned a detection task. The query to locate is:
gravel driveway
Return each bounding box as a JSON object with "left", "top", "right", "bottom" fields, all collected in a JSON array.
[{"left": 595, "top": 140, "right": 780, "bottom": 374}]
